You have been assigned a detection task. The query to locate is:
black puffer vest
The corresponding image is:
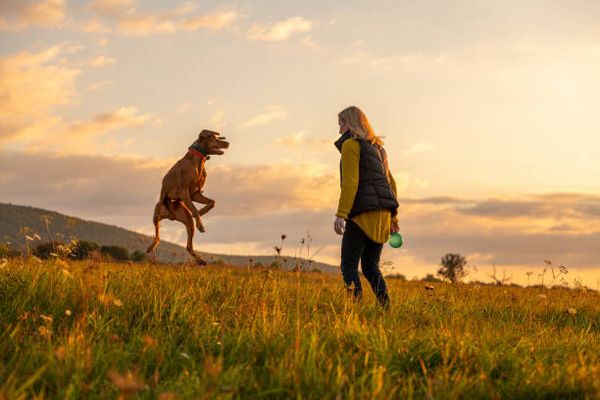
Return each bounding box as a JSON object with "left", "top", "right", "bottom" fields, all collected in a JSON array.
[{"left": 335, "top": 131, "right": 399, "bottom": 218}]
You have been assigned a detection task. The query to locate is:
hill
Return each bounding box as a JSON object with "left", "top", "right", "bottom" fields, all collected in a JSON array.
[{"left": 0, "top": 202, "right": 338, "bottom": 273}]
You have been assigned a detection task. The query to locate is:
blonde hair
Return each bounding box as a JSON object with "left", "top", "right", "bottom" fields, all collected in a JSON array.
[{"left": 338, "top": 106, "right": 383, "bottom": 146}]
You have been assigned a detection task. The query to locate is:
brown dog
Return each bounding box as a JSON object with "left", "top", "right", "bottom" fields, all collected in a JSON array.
[{"left": 147, "top": 129, "right": 229, "bottom": 264}]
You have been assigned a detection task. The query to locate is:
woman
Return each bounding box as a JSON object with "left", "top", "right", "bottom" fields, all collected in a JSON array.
[{"left": 334, "top": 106, "right": 399, "bottom": 307}]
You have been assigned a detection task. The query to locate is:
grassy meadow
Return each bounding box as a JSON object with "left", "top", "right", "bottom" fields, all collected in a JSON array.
[{"left": 1, "top": 258, "right": 599, "bottom": 399}]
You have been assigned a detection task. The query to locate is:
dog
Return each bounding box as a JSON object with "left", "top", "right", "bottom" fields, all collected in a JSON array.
[{"left": 147, "top": 129, "right": 229, "bottom": 265}]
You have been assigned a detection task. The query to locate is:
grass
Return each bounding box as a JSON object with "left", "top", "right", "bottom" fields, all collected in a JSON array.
[{"left": 1, "top": 258, "right": 599, "bottom": 399}]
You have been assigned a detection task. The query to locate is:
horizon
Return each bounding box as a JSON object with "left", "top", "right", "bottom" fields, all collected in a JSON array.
[{"left": 1, "top": 0, "right": 600, "bottom": 288}]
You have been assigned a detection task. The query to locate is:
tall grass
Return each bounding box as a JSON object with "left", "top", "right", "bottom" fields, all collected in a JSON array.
[{"left": 1, "top": 259, "right": 599, "bottom": 399}]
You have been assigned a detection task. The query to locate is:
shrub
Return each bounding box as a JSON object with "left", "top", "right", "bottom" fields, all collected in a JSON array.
[
  {"left": 101, "top": 245, "right": 130, "bottom": 261},
  {"left": 386, "top": 273, "right": 406, "bottom": 280},
  {"left": 421, "top": 273, "right": 442, "bottom": 283},
  {"left": 69, "top": 240, "right": 100, "bottom": 260},
  {"left": 0, "top": 244, "right": 19, "bottom": 258},
  {"left": 33, "top": 241, "right": 69, "bottom": 259},
  {"left": 131, "top": 250, "right": 147, "bottom": 262}
]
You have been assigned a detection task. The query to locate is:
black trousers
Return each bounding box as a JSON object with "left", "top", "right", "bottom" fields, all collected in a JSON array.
[{"left": 341, "top": 220, "right": 390, "bottom": 306}]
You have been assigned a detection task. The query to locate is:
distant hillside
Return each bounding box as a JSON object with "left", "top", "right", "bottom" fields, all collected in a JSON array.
[{"left": 0, "top": 203, "right": 339, "bottom": 273}]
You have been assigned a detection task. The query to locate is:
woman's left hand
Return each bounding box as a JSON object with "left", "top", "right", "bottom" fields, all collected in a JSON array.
[
  {"left": 390, "top": 220, "right": 400, "bottom": 234},
  {"left": 334, "top": 217, "right": 346, "bottom": 235}
]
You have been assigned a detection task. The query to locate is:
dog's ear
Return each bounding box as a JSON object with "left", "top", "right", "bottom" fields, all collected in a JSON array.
[{"left": 199, "top": 129, "right": 213, "bottom": 139}]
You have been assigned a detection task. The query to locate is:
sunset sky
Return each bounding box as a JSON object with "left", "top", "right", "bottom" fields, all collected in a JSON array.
[{"left": 1, "top": 0, "right": 600, "bottom": 286}]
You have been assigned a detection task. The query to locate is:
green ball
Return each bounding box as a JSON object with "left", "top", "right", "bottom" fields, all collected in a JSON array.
[{"left": 389, "top": 232, "right": 404, "bottom": 248}]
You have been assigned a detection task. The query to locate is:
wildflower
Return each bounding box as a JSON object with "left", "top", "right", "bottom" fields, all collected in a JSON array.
[
  {"left": 180, "top": 352, "right": 190, "bottom": 359},
  {"left": 108, "top": 369, "right": 146, "bottom": 397},
  {"left": 566, "top": 307, "right": 577, "bottom": 315},
  {"left": 61, "top": 268, "right": 72, "bottom": 278},
  {"left": 142, "top": 335, "right": 157, "bottom": 348},
  {"left": 158, "top": 393, "right": 178, "bottom": 400},
  {"left": 65, "top": 309, "right": 72, "bottom": 316},
  {"left": 559, "top": 265, "right": 568, "bottom": 274},
  {"left": 38, "top": 325, "right": 52, "bottom": 339},
  {"left": 0, "top": 258, "right": 7, "bottom": 268},
  {"left": 274, "top": 246, "right": 281, "bottom": 256},
  {"left": 281, "top": 234, "right": 287, "bottom": 241},
  {"left": 212, "top": 322, "right": 220, "bottom": 326},
  {"left": 54, "top": 346, "right": 67, "bottom": 360},
  {"left": 113, "top": 298, "right": 123, "bottom": 307},
  {"left": 40, "top": 314, "right": 53, "bottom": 323},
  {"left": 536, "top": 294, "right": 547, "bottom": 299}
]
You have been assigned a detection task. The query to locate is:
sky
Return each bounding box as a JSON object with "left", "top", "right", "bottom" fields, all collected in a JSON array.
[{"left": 1, "top": 0, "right": 600, "bottom": 287}]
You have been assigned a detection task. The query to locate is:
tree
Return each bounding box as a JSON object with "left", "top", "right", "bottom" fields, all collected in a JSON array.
[
  {"left": 69, "top": 240, "right": 100, "bottom": 260},
  {"left": 101, "top": 245, "right": 130, "bottom": 261},
  {"left": 437, "top": 253, "right": 467, "bottom": 283}
]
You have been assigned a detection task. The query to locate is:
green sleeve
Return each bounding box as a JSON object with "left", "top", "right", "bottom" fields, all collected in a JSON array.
[{"left": 336, "top": 140, "right": 360, "bottom": 219}]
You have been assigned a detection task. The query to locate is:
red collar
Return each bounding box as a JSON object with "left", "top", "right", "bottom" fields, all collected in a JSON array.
[{"left": 187, "top": 149, "right": 207, "bottom": 160}]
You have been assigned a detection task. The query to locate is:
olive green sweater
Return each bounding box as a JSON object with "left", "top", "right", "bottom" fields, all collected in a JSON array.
[{"left": 336, "top": 139, "right": 399, "bottom": 244}]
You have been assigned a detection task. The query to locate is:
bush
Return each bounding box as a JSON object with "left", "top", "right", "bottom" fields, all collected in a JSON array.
[
  {"left": 69, "top": 240, "right": 100, "bottom": 260},
  {"left": 101, "top": 245, "right": 130, "bottom": 261},
  {"left": 386, "top": 273, "right": 406, "bottom": 280},
  {"left": 421, "top": 273, "right": 442, "bottom": 283},
  {"left": 131, "top": 250, "right": 147, "bottom": 262},
  {"left": 33, "top": 242, "right": 69, "bottom": 259},
  {"left": 0, "top": 244, "right": 19, "bottom": 258}
]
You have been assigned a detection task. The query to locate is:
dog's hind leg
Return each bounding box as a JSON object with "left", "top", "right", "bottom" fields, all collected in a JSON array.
[
  {"left": 171, "top": 204, "right": 206, "bottom": 265},
  {"left": 191, "top": 192, "right": 215, "bottom": 216},
  {"left": 147, "top": 201, "right": 170, "bottom": 253},
  {"left": 180, "top": 192, "right": 205, "bottom": 233}
]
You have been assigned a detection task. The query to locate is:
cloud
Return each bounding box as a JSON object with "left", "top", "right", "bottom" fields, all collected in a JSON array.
[
  {"left": 0, "top": 0, "right": 67, "bottom": 29},
  {"left": 0, "top": 46, "right": 80, "bottom": 145},
  {"left": 180, "top": 10, "right": 240, "bottom": 31},
  {"left": 1, "top": 150, "right": 599, "bottom": 281},
  {"left": 0, "top": 151, "right": 164, "bottom": 223},
  {"left": 96, "top": 37, "right": 109, "bottom": 46},
  {"left": 0, "top": 151, "right": 337, "bottom": 229},
  {"left": 275, "top": 131, "right": 329, "bottom": 149},
  {"left": 210, "top": 110, "right": 226, "bottom": 130},
  {"left": 88, "top": 55, "right": 116, "bottom": 67},
  {"left": 342, "top": 42, "right": 431, "bottom": 71},
  {"left": 66, "top": 107, "right": 151, "bottom": 136},
  {"left": 79, "top": 18, "right": 111, "bottom": 33},
  {"left": 403, "top": 142, "right": 436, "bottom": 156},
  {"left": 88, "top": 0, "right": 241, "bottom": 36},
  {"left": 86, "top": 79, "right": 113, "bottom": 91},
  {"left": 241, "top": 105, "right": 287, "bottom": 128},
  {"left": 247, "top": 16, "right": 312, "bottom": 42}
]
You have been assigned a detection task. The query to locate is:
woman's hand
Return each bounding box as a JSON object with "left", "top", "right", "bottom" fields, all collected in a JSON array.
[
  {"left": 390, "top": 220, "right": 400, "bottom": 234},
  {"left": 334, "top": 217, "right": 346, "bottom": 235}
]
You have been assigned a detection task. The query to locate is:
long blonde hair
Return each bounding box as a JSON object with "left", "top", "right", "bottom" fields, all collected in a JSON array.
[{"left": 338, "top": 106, "right": 383, "bottom": 146}]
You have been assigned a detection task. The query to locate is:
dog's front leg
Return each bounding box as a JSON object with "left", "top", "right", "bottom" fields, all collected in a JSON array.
[{"left": 191, "top": 192, "right": 216, "bottom": 216}]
